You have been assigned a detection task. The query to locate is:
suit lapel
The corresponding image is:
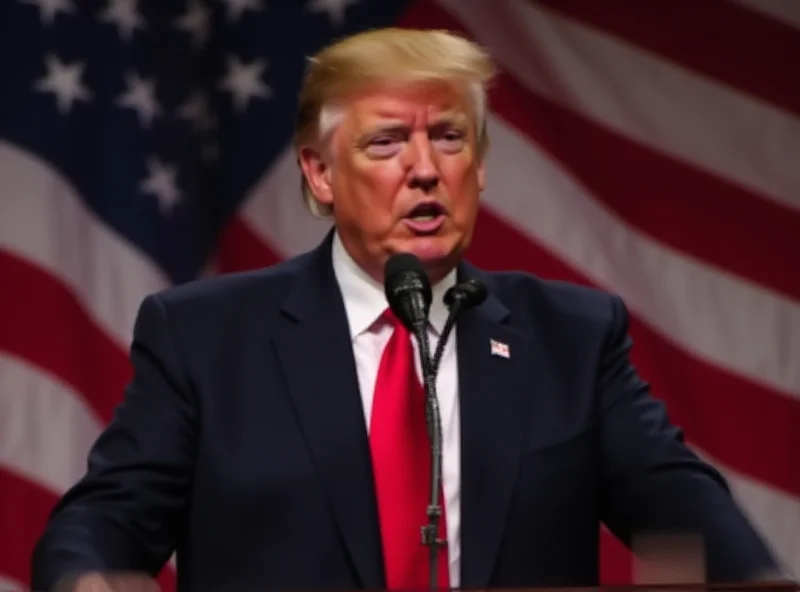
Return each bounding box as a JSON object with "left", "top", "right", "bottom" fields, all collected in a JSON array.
[
  {"left": 271, "top": 234, "right": 384, "bottom": 589},
  {"left": 456, "top": 265, "right": 532, "bottom": 588}
]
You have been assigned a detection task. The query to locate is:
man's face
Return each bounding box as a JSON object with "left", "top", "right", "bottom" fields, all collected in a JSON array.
[{"left": 302, "top": 81, "right": 486, "bottom": 283}]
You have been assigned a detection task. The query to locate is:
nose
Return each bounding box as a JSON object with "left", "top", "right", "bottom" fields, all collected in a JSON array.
[{"left": 406, "top": 134, "right": 440, "bottom": 193}]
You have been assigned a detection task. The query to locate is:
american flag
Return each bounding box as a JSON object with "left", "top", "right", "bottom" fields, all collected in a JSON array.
[{"left": 1, "top": 0, "right": 798, "bottom": 590}]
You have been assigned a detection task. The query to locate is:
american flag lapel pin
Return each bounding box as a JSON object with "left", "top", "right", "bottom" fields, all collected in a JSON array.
[{"left": 490, "top": 338, "right": 510, "bottom": 359}]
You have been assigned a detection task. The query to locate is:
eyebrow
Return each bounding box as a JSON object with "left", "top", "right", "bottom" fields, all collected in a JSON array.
[{"left": 365, "top": 114, "right": 469, "bottom": 134}]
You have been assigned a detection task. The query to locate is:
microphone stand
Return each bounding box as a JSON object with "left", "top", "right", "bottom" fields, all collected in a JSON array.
[
  {"left": 431, "top": 302, "right": 461, "bottom": 377},
  {"left": 410, "top": 320, "right": 446, "bottom": 591},
  {"left": 409, "top": 280, "right": 485, "bottom": 590},
  {"left": 413, "top": 293, "right": 474, "bottom": 589}
]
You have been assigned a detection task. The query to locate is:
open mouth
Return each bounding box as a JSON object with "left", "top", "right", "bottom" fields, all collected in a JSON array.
[{"left": 404, "top": 201, "right": 446, "bottom": 234}]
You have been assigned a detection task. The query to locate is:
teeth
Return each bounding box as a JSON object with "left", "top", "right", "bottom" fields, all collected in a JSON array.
[{"left": 413, "top": 214, "right": 436, "bottom": 221}]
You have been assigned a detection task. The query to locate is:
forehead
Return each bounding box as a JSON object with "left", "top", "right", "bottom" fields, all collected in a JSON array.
[{"left": 343, "top": 82, "right": 474, "bottom": 126}]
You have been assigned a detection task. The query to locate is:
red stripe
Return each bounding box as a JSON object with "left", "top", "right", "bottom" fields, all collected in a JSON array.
[
  {"left": 216, "top": 215, "right": 283, "bottom": 274},
  {"left": 490, "top": 69, "right": 800, "bottom": 300},
  {"left": 0, "top": 467, "right": 177, "bottom": 591},
  {"left": 156, "top": 561, "right": 177, "bottom": 592},
  {"left": 0, "top": 467, "right": 56, "bottom": 587},
  {"left": 534, "top": 0, "right": 800, "bottom": 117},
  {"left": 0, "top": 250, "right": 130, "bottom": 424},
  {"left": 399, "top": 0, "right": 800, "bottom": 301},
  {"left": 600, "top": 527, "right": 634, "bottom": 584},
  {"left": 467, "top": 207, "right": 800, "bottom": 498}
]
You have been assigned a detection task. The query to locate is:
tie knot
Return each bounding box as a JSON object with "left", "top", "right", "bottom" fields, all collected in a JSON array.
[
  {"left": 381, "top": 308, "right": 417, "bottom": 339},
  {"left": 380, "top": 307, "right": 403, "bottom": 329}
]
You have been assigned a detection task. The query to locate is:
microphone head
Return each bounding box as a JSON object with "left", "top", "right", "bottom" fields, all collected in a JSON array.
[
  {"left": 460, "top": 278, "right": 488, "bottom": 307},
  {"left": 383, "top": 253, "right": 432, "bottom": 330},
  {"left": 444, "top": 278, "right": 488, "bottom": 309}
]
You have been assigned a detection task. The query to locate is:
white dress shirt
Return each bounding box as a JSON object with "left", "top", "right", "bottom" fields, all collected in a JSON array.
[{"left": 331, "top": 232, "right": 462, "bottom": 587}]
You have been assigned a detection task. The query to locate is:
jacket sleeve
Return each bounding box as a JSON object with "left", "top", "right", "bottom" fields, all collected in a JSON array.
[
  {"left": 597, "top": 294, "right": 783, "bottom": 582},
  {"left": 31, "top": 294, "right": 196, "bottom": 591}
]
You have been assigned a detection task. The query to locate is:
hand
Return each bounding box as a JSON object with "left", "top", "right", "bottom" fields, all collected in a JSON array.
[
  {"left": 632, "top": 532, "right": 706, "bottom": 585},
  {"left": 56, "top": 572, "right": 160, "bottom": 592}
]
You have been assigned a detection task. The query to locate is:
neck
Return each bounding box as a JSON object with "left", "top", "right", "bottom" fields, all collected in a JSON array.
[{"left": 335, "top": 233, "right": 456, "bottom": 288}]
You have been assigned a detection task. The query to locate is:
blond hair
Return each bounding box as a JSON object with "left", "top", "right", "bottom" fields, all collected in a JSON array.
[{"left": 293, "top": 27, "right": 496, "bottom": 217}]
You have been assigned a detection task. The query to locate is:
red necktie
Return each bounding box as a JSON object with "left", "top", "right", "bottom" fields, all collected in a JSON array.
[{"left": 369, "top": 309, "right": 450, "bottom": 590}]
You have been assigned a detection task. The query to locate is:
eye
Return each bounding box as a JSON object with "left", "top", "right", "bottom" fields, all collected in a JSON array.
[
  {"left": 365, "top": 135, "right": 403, "bottom": 157},
  {"left": 371, "top": 136, "right": 395, "bottom": 146},
  {"left": 433, "top": 129, "right": 466, "bottom": 152}
]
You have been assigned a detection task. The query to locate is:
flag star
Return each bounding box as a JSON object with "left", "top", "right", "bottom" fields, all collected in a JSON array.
[
  {"left": 306, "top": 0, "right": 361, "bottom": 28},
  {"left": 218, "top": 0, "right": 264, "bottom": 22},
  {"left": 98, "top": 0, "right": 146, "bottom": 42},
  {"left": 140, "top": 157, "right": 182, "bottom": 215},
  {"left": 178, "top": 92, "right": 215, "bottom": 133},
  {"left": 116, "top": 71, "right": 161, "bottom": 128},
  {"left": 175, "top": 0, "right": 211, "bottom": 50},
  {"left": 34, "top": 54, "right": 92, "bottom": 114},
  {"left": 219, "top": 55, "right": 272, "bottom": 112},
  {"left": 19, "top": 0, "right": 75, "bottom": 26}
]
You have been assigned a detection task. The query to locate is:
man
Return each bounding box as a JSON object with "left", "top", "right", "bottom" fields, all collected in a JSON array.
[{"left": 32, "top": 27, "right": 783, "bottom": 592}]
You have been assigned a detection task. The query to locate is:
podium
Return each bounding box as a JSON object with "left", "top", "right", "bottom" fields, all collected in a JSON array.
[
  {"left": 353, "top": 585, "right": 800, "bottom": 592},
  {"left": 342, "top": 584, "right": 800, "bottom": 592},
  {"left": 53, "top": 576, "right": 800, "bottom": 592}
]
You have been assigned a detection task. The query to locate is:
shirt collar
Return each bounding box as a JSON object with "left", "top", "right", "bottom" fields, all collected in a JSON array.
[{"left": 332, "top": 231, "right": 456, "bottom": 339}]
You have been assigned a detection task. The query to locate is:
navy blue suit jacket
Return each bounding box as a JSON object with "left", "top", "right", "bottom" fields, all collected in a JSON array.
[{"left": 32, "top": 232, "right": 779, "bottom": 591}]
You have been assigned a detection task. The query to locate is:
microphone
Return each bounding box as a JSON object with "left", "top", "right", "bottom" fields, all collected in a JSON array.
[
  {"left": 384, "top": 253, "right": 433, "bottom": 335},
  {"left": 431, "top": 278, "right": 488, "bottom": 375}
]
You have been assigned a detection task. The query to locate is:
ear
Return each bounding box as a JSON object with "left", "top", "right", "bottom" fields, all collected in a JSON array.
[
  {"left": 298, "top": 145, "right": 334, "bottom": 207},
  {"left": 477, "top": 159, "right": 487, "bottom": 192}
]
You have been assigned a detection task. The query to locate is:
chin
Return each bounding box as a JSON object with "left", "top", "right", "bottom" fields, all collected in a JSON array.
[{"left": 403, "top": 237, "right": 462, "bottom": 277}]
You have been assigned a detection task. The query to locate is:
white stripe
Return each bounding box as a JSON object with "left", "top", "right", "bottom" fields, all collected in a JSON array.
[
  {"left": 239, "top": 148, "right": 334, "bottom": 257},
  {"left": 0, "top": 140, "right": 170, "bottom": 349},
  {"left": 482, "top": 115, "right": 800, "bottom": 397},
  {"left": 0, "top": 353, "right": 103, "bottom": 495},
  {"left": 239, "top": 131, "right": 800, "bottom": 399},
  {"left": 697, "top": 449, "right": 800, "bottom": 578},
  {"left": 729, "top": 0, "right": 800, "bottom": 29},
  {"left": 436, "top": 0, "right": 800, "bottom": 212}
]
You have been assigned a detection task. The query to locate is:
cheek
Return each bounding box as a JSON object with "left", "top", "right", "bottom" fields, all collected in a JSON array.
[
  {"left": 336, "top": 161, "right": 407, "bottom": 221},
  {"left": 442, "top": 164, "right": 481, "bottom": 219},
  {"left": 368, "top": 162, "right": 408, "bottom": 194},
  {"left": 358, "top": 162, "right": 407, "bottom": 203}
]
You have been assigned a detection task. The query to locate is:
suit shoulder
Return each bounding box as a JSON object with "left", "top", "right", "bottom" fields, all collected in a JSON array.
[
  {"left": 487, "top": 270, "right": 621, "bottom": 327},
  {"left": 148, "top": 252, "right": 313, "bottom": 314}
]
